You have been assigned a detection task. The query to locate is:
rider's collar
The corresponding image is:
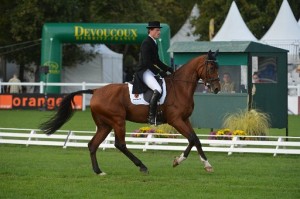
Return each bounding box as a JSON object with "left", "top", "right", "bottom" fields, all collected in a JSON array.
[{"left": 148, "top": 35, "right": 157, "bottom": 44}]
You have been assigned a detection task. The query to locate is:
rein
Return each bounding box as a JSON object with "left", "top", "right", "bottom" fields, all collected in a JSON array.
[{"left": 165, "top": 73, "right": 197, "bottom": 84}]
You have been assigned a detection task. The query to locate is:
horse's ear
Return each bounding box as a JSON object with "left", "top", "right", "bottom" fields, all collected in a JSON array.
[
  {"left": 214, "top": 49, "right": 219, "bottom": 57},
  {"left": 208, "top": 50, "right": 212, "bottom": 58}
]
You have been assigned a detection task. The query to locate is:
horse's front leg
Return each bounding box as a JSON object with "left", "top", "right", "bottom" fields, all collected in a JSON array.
[
  {"left": 173, "top": 143, "right": 193, "bottom": 167},
  {"left": 171, "top": 119, "right": 195, "bottom": 167},
  {"left": 189, "top": 132, "right": 213, "bottom": 172},
  {"left": 171, "top": 119, "right": 213, "bottom": 172}
]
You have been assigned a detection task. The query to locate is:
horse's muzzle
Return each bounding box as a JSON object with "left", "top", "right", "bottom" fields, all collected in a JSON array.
[
  {"left": 213, "top": 88, "right": 219, "bottom": 94},
  {"left": 207, "top": 83, "right": 220, "bottom": 94}
]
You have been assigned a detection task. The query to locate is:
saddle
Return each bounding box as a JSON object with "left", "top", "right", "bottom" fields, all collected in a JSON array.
[
  {"left": 127, "top": 76, "right": 167, "bottom": 105},
  {"left": 127, "top": 76, "right": 167, "bottom": 125}
]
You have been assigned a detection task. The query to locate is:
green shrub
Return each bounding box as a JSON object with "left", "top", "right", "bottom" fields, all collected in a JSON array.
[{"left": 223, "top": 109, "right": 270, "bottom": 137}]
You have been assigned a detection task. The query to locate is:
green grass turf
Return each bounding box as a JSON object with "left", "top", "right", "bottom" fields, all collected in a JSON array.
[
  {"left": 0, "top": 110, "right": 299, "bottom": 198},
  {"left": 0, "top": 145, "right": 299, "bottom": 199}
]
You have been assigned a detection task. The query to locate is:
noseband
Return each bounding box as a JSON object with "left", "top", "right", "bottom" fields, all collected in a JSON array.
[{"left": 203, "top": 59, "right": 219, "bottom": 87}]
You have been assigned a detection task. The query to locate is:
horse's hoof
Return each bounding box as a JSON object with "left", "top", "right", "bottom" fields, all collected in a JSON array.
[
  {"left": 173, "top": 158, "right": 179, "bottom": 167},
  {"left": 140, "top": 167, "right": 149, "bottom": 174},
  {"left": 204, "top": 166, "right": 214, "bottom": 173},
  {"left": 98, "top": 172, "right": 107, "bottom": 176}
]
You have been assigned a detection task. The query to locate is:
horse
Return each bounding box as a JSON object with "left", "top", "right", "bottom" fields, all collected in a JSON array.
[{"left": 39, "top": 50, "right": 220, "bottom": 175}]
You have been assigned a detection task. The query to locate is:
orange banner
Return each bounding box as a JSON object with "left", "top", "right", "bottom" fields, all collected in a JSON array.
[{"left": 0, "top": 94, "right": 82, "bottom": 110}]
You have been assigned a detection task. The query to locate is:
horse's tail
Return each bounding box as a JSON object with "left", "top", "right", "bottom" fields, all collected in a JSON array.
[{"left": 39, "top": 89, "right": 94, "bottom": 135}]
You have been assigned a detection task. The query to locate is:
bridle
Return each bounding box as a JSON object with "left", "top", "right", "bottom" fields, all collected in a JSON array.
[
  {"left": 166, "top": 56, "right": 220, "bottom": 86},
  {"left": 203, "top": 59, "right": 220, "bottom": 87}
]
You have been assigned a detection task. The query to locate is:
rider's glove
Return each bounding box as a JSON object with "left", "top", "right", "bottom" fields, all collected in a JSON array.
[{"left": 167, "top": 67, "right": 174, "bottom": 74}]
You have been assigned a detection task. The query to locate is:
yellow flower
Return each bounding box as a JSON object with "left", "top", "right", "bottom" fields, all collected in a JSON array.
[
  {"left": 216, "top": 130, "right": 224, "bottom": 135},
  {"left": 233, "top": 130, "right": 246, "bottom": 136},
  {"left": 132, "top": 125, "right": 178, "bottom": 139},
  {"left": 139, "top": 127, "right": 151, "bottom": 133},
  {"left": 155, "top": 129, "right": 164, "bottom": 134}
]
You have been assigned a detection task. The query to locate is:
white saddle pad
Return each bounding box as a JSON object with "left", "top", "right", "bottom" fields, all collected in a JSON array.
[{"left": 127, "top": 79, "right": 167, "bottom": 105}]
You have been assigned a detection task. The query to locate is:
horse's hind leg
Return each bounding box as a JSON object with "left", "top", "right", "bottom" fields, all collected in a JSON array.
[
  {"left": 88, "top": 122, "right": 112, "bottom": 175},
  {"left": 114, "top": 137, "right": 148, "bottom": 174},
  {"left": 113, "top": 123, "right": 148, "bottom": 174}
]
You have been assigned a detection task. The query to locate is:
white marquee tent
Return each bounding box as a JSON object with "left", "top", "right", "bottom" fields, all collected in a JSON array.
[
  {"left": 212, "top": 1, "right": 257, "bottom": 41},
  {"left": 171, "top": 4, "right": 200, "bottom": 45},
  {"left": 260, "top": 0, "right": 300, "bottom": 64},
  {"left": 261, "top": 0, "right": 300, "bottom": 41},
  {"left": 61, "top": 44, "right": 123, "bottom": 104}
]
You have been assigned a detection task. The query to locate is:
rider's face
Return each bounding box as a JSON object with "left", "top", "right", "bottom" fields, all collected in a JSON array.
[{"left": 149, "top": 28, "right": 161, "bottom": 39}]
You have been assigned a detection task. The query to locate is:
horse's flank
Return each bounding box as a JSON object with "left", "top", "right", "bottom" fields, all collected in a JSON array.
[{"left": 90, "top": 84, "right": 149, "bottom": 124}]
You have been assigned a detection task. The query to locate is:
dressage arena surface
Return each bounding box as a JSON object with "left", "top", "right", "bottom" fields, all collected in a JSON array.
[
  {"left": 0, "top": 144, "right": 299, "bottom": 199},
  {"left": 0, "top": 111, "right": 299, "bottom": 198}
]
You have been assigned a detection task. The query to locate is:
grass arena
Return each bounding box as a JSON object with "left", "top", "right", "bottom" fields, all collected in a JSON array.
[{"left": 0, "top": 110, "right": 299, "bottom": 198}]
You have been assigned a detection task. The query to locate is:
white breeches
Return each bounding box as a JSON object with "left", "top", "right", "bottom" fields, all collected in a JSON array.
[{"left": 143, "top": 69, "right": 162, "bottom": 94}]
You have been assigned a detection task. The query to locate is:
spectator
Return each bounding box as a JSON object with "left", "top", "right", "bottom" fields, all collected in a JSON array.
[
  {"left": 252, "top": 72, "right": 260, "bottom": 83},
  {"left": 221, "top": 72, "right": 235, "bottom": 93},
  {"left": 252, "top": 72, "right": 260, "bottom": 95},
  {"left": 7, "top": 74, "right": 22, "bottom": 93}
]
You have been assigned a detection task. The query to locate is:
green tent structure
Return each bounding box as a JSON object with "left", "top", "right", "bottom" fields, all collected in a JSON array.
[
  {"left": 169, "top": 41, "right": 288, "bottom": 132},
  {"left": 40, "top": 23, "right": 171, "bottom": 93}
]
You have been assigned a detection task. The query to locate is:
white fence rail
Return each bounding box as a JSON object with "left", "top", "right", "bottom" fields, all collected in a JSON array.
[
  {"left": 2, "top": 81, "right": 300, "bottom": 95},
  {"left": 0, "top": 81, "right": 109, "bottom": 94},
  {"left": 1, "top": 128, "right": 299, "bottom": 156},
  {"left": 2, "top": 81, "right": 300, "bottom": 113}
]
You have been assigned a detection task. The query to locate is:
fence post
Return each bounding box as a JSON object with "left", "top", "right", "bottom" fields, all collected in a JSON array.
[
  {"left": 63, "top": 130, "right": 73, "bottom": 149},
  {"left": 40, "top": 81, "right": 44, "bottom": 94},
  {"left": 82, "top": 81, "right": 86, "bottom": 111},
  {"left": 27, "top": 130, "right": 36, "bottom": 146},
  {"left": 274, "top": 137, "right": 283, "bottom": 157},
  {"left": 143, "top": 134, "right": 152, "bottom": 152},
  {"left": 102, "top": 132, "right": 113, "bottom": 151},
  {"left": 228, "top": 136, "right": 238, "bottom": 156}
]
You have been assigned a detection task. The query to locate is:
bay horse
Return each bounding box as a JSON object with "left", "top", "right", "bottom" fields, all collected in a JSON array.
[{"left": 39, "top": 50, "right": 220, "bottom": 175}]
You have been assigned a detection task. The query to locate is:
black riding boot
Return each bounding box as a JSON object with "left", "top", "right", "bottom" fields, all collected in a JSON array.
[{"left": 148, "top": 90, "right": 161, "bottom": 125}]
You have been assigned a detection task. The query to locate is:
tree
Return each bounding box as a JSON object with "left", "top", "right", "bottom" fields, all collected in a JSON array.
[
  {"left": 0, "top": 0, "right": 195, "bottom": 81},
  {"left": 0, "top": 0, "right": 93, "bottom": 81},
  {"left": 88, "top": 0, "right": 195, "bottom": 74}
]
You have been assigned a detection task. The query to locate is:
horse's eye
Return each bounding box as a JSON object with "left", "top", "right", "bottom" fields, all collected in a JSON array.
[{"left": 208, "top": 65, "right": 215, "bottom": 74}]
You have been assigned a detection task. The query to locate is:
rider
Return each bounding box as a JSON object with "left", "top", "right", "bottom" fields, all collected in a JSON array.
[{"left": 132, "top": 21, "right": 173, "bottom": 125}]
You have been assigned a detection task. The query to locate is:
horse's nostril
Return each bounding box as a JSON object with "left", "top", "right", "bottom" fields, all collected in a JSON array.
[{"left": 214, "top": 88, "right": 219, "bottom": 94}]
